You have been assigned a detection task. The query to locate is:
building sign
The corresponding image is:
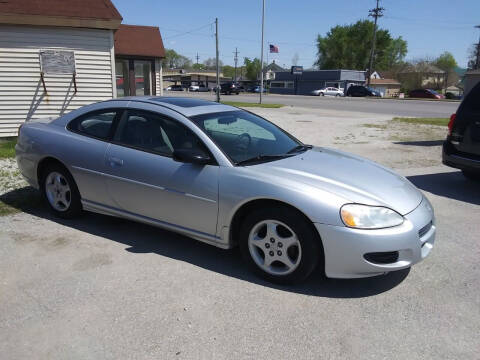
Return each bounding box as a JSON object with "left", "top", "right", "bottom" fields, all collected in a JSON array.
[
  {"left": 291, "top": 66, "right": 303, "bottom": 75},
  {"left": 40, "top": 50, "right": 76, "bottom": 74}
]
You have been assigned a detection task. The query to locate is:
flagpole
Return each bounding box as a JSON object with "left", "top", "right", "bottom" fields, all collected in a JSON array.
[
  {"left": 260, "top": 0, "right": 265, "bottom": 104},
  {"left": 267, "top": 41, "right": 269, "bottom": 70}
]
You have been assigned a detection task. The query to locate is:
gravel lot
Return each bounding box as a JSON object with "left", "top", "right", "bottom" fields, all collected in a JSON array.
[{"left": 1, "top": 106, "right": 479, "bottom": 359}]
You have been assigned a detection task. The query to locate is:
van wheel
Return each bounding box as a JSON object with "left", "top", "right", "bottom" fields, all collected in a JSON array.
[
  {"left": 41, "top": 163, "right": 82, "bottom": 218},
  {"left": 239, "top": 206, "right": 322, "bottom": 284}
]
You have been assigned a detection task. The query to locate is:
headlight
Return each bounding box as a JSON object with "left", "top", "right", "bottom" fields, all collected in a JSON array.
[{"left": 340, "top": 204, "right": 404, "bottom": 229}]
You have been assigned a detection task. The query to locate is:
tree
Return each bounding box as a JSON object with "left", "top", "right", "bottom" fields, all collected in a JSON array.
[
  {"left": 467, "top": 44, "right": 480, "bottom": 70},
  {"left": 191, "top": 63, "right": 206, "bottom": 71},
  {"left": 315, "top": 20, "right": 407, "bottom": 71},
  {"left": 434, "top": 51, "right": 458, "bottom": 91},
  {"left": 161, "top": 49, "right": 192, "bottom": 69},
  {"left": 222, "top": 65, "right": 235, "bottom": 79},
  {"left": 382, "top": 37, "right": 408, "bottom": 69},
  {"left": 203, "top": 57, "right": 223, "bottom": 70},
  {"left": 243, "top": 57, "right": 262, "bottom": 81}
]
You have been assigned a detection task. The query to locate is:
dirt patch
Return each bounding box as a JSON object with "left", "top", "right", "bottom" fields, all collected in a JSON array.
[{"left": 72, "top": 253, "right": 113, "bottom": 271}]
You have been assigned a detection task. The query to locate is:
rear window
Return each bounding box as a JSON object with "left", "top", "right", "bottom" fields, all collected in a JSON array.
[{"left": 462, "top": 82, "right": 480, "bottom": 112}]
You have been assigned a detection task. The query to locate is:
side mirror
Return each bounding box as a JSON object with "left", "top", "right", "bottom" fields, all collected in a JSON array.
[{"left": 172, "top": 149, "right": 212, "bottom": 165}]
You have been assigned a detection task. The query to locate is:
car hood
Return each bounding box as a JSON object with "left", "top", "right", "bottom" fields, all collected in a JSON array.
[{"left": 254, "top": 147, "right": 422, "bottom": 215}]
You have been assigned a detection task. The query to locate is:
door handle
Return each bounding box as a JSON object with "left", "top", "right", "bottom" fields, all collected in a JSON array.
[{"left": 108, "top": 157, "right": 124, "bottom": 167}]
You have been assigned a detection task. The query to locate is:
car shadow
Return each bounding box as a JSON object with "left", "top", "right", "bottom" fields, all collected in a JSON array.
[
  {"left": 393, "top": 140, "right": 444, "bottom": 147},
  {"left": 407, "top": 171, "right": 480, "bottom": 205},
  {"left": 1, "top": 186, "right": 410, "bottom": 298}
]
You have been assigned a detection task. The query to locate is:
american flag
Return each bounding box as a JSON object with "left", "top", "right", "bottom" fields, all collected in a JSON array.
[{"left": 269, "top": 44, "right": 279, "bottom": 53}]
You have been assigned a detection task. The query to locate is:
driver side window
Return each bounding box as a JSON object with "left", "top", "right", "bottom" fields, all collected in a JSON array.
[{"left": 114, "top": 110, "right": 208, "bottom": 157}]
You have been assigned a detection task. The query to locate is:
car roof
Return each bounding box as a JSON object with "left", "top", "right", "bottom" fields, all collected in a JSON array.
[{"left": 103, "top": 96, "right": 238, "bottom": 117}]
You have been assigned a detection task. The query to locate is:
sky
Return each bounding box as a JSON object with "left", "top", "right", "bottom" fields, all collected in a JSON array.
[{"left": 111, "top": 0, "right": 479, "bottom": 69}]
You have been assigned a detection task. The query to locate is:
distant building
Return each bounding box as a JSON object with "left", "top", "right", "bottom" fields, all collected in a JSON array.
[
  {"left": 162, "top": 69, "right": 230, "bottom": 90},
  {"left": 269, "top": 70, "right": 365, "bottom": 95},
  {"left": 397, "top": 63, "right": 446, "bottom": 91},
  {"left": 369, "top": 72, "right": 401, "bottom": 97}
]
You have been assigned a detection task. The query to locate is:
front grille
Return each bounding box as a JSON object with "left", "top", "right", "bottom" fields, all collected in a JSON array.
[
  {"left": 364, "top": 251, "right": 399, "bottom": 264},
  {"left": 418, "top": 221, "right": 433, "bottom": 238}
]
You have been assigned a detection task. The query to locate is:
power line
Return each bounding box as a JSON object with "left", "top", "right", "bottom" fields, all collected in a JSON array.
[
  {"left": 367, "top": 0, "right": 384, "bottom": 86},
  {"left": 163, "top": 22, "right": 214, "bottom": 40}
]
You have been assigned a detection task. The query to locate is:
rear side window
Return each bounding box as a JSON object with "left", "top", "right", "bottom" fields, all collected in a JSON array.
[
  {"left": 462, "top": 83, "right": 480, "bottom": 112},
  {"left": 68, "top": 110, "right": 117, "bottom": 140}
]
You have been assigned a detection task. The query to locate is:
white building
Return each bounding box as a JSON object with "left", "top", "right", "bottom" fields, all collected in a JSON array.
[{"left": 0, "top": 0, "right": 165, "bottom": 137}]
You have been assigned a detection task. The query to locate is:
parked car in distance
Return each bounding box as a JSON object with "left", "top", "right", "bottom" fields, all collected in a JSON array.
[
  {"left": 442, "top": 82, "right": 480, "bottom": 180},
  {"left": 311, "top": 87, "right": 344, "bottom": 97},
  {"left": 253, "top": 85, "right": 267, "bottom": 93},
  {"left": 189, "top": 84, "right": 210, "bottom": 92},
  {"left": 165, "top": 85, "right": 184, "bottom": 91},
  {"left": 220, "top": 82, "right": 240, "bottom": 95},
  {"left": 409, "top": 89, "right": 444, "bottom": 99},
  {"left": 345, "top": 85, "right": 381, "bottom": 97},
  {"left": 16, "top": 97, "right": 435, "bottom": 284}
]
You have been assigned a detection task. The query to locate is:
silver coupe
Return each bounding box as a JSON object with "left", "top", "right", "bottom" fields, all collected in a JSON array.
[{"left": 16, "top": 97, "right": 435, "bottom": 284}]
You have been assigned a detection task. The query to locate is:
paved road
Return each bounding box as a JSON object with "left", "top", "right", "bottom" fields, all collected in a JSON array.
[{"left": 168, "top": 91, "right": 460, "bottom": 118}]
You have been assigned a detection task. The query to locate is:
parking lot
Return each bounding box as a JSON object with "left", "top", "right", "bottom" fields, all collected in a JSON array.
[{"left": 1, "top": 103, "right": 479, "bottom": 359}]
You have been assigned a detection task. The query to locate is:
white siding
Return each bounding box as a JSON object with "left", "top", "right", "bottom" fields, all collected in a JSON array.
[
  {"left": 154, "top": 58, "right": 163, "bottom": 96},
  {"left": 0, "top": 25, "right": 115, "bottom": 137}
]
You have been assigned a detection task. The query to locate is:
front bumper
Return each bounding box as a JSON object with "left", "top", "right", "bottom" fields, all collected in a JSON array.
[{"left": 315, "top": 197, "right": 435, "bottom": 279}]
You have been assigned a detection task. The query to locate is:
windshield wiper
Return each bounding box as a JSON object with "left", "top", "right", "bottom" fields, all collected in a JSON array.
[
  {"left": 236, "top": 154, "right": 291, "bottom": 166},
  {"left": 287, "top": 144, "right": 313, "bottom": 154}
]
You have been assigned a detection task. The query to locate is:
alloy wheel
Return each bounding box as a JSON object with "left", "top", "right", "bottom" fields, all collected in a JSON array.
[
  {"left": 248, "top": 220, "right": 302, "bottom": 275},
  {"left": 45, "top": 171, "right": 71, "bottom": 212}
]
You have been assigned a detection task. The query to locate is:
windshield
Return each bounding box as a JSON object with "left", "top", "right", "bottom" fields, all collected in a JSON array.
[{"left": 190, "top": 110, "right": 303, "bottom": 164}]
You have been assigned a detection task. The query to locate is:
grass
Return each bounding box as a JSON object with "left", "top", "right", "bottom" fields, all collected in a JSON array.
[
  {"left": 392, "top": 117, "right": 449, "bottom": 126},
  {"left": 0, "top": 137, "right": 17, "bottom": 159},
  {"left": 220, "top": 101, "right": 284, "bottom": 108},
  {"left": 362, "top": 123, "right": 387, "bottom": 129}
]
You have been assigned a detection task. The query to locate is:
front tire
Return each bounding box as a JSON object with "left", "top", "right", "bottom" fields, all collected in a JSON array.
[
  {"left": 239, "top": 207, "right": 322, "bottom": 284},
  {"left": 41, "top": 163, "right": 82, "bottom": 219}
]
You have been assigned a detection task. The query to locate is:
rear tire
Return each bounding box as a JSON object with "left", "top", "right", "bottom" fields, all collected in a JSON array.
[
  {"left": 462, "top": 170, "right": 480, "bottom": 181},
  {"left": 40, "top": 163, "right": 82, "bottom": 219},
  {"left": 239, "top": 206, "right": 322, "bottom": 284}
]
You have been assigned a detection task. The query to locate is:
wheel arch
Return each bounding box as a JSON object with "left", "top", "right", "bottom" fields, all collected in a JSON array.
[
  {"left": 228, "top": 198, "right": 324, "bottom": 250},
  {"left": 37, "top": 156, "right": 72, "bottom": 184}
]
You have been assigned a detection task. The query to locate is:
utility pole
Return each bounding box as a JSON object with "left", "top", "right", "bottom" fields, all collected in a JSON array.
[
  {"left": 260, "top": 0, "right": 265, "bottom": 104},
  {"left": 195, "top": 53, "right": 200, "bottom": 65},
  {"left": 215, "top": 18, "right": 220, "bottom": 102},
  {"left": 475, "top": 25, "right": 480, "bottom": 70},
  {"left": 367, "top": 0, "right": 384, "bottom": 86},
  {"left": 233, "top": 47, "right": 239, "bottom": 82}
]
